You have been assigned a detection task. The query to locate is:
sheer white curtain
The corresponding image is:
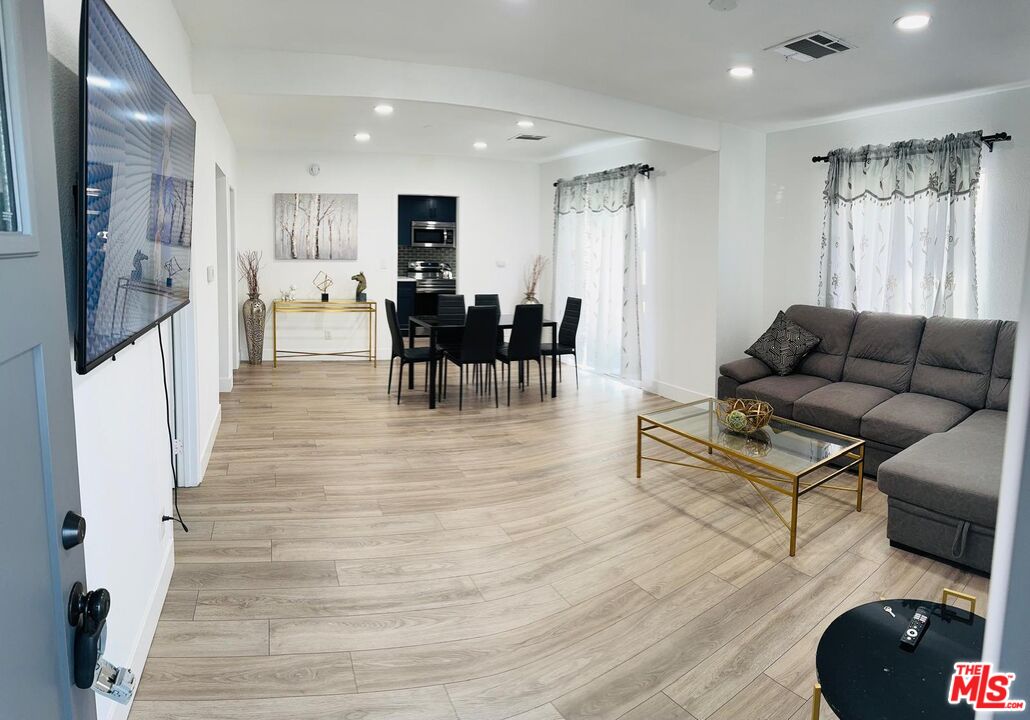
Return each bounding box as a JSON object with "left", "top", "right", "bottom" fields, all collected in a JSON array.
[
  {"left": 553, "top": 165, "right": 654, "bottom": 386},
  {"left": 818, "top": 131, "right": 983, "bottom": 317},
  {"left": 634, "top": 174, "right": 657, "bottom": 389}
]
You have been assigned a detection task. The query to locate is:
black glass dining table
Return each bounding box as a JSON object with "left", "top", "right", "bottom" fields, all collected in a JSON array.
[{"left": 408, "top": 313, "right": 558, "bottom": 408}]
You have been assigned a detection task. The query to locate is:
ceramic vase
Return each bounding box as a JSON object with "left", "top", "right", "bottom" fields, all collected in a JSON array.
[{"left": 242, "top": 293, "right": 266, "bottom": 365}]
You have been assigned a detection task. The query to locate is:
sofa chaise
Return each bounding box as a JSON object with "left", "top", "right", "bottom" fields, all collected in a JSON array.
[{"left": 718, "top": 305, "right": 1015, "bottom": 573}]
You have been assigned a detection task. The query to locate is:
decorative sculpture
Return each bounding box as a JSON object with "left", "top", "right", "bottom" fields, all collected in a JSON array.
[
  {"left": 130, "top": 249, "right": 148, "bottom": 283},
  {"left": 313, "top": 271, "right": 334, "bottom": 302},
  {"left": 163, "top": 257, "right": 184, "bottom": 288},
  {"left": 279, "top": 284, "right": 297, "bottom": 302},
  {"left": 351, "top": 271, "right": 367, "bottom": 301}
]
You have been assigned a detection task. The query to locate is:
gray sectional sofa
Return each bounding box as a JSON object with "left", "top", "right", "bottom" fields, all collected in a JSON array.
[{"left": 718, "top": 305, "right": 1015, "bottom": 573}]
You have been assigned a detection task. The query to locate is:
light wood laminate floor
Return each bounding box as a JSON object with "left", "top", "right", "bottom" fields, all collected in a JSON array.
[{"left": 130, "top": 361, "right": 989, "bottom": 720}]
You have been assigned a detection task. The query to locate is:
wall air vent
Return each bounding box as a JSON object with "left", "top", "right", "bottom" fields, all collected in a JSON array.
[
  {"left": 510, "top": 134, "right": 547, "bottom": 141},
  {"left": 767, "top": 31, "right": 853, "bottom": 62}
]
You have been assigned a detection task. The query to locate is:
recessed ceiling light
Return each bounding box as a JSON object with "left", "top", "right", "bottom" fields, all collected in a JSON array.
[
  {"left": 728, "top": 66, "right": 754, "bottom": 79},
  {"left": 354, "top": 132, "right": 371, "bottom": 142},
  {"left": 473, "top": 141, "right": 488, "bottom": 150},
  {"left": 894, "top": 14, "right": 931, "bottom": 31},
  {"left": 516, "top": 119, "right": 535, "bottom": 129},
  {"left": 374, "top": 104, "right": 394, "bottom": 115}
]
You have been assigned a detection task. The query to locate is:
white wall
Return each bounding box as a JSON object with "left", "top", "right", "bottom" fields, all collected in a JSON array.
[
  {"left": 716, "top": 124, "right": 767, "bottom": 366},
  {"left": 981, "top": 224, "right": 1030, "bottom": 718},
  {"left": 539, "top": 139, "right": 720, "bottom": 400},
  {"left": 45, "top": 1, "right": 237, "bottom": 718},
  {"left": 236, "top": 151, "right": 541, "bottom": 359},
  {"left": 764, "top": 86, "right": 1030, "bottom": 321}
]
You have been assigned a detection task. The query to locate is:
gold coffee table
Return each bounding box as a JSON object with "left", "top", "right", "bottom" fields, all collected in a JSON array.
[{"left": 636, "top": 398, "right": 865, "bottom": 556}]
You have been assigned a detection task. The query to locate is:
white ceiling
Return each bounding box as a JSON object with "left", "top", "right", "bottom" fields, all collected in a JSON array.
[
  {"left": 215, "top": 95, "right": 633, "bottom": 160},
  {"left": 174, "top": 0, "right": 1030, "bottom": 127}
]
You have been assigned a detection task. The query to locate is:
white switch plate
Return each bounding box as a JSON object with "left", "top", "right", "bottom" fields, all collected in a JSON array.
[
  {"left": 206, "top": 266, "right": 215, "bottom": 283},
  {"left": 496, "top": 259, "right": 507, "bottom": 268}
]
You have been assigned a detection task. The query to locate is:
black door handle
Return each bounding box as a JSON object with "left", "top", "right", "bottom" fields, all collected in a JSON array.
[
  {"left": 68, "top": 582, "right": 110, "bottom": 689},
  {"left": 62, "top": 511, "right": 86, "bottom": 549}
]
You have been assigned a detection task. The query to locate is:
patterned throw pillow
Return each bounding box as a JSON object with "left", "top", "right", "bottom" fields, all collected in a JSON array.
[{"left": 746, "top": 311, "right": 821, "bottom": 376}]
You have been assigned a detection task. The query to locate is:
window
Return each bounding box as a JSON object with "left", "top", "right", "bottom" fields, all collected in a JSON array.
[
  {"left": 0, "top": 17, "right": 17, "bottom": 234},
  {"left": 818, "top": 133, "right": 982, "bottom": 318}
]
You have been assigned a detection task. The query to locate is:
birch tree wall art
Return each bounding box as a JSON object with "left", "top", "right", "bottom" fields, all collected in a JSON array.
[{"left": 274, "top": 193, "right": 358, "bottom": 260}]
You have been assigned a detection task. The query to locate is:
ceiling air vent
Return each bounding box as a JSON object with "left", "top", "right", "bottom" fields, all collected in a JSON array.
[
  {"left": 510, "top": 134, "right": 547, "bottom": 141},
  {"left": 767, "top": 31, "right": 853, "bottom": 62}
]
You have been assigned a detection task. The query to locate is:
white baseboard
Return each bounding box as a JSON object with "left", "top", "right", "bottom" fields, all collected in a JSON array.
[
  {"left": 219, "top": 375, "right": 233, "bottom": 393},
  {"left": 654, "top": 381, "right": 711, "bottom": 404},
  {"left": 197, "top": 403, "right": 221, "bottom": 486},
  {"left": 96, "top": 541, "right": 174, "bottom": 720}
]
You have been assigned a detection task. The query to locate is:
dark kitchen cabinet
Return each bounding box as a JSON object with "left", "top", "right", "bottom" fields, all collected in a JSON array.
[
  {"left": 429, "top": 196, "right": 457, "bottom": 222},
  {"left": 397, "top": 195, "right": 457, "bottom": 246}
]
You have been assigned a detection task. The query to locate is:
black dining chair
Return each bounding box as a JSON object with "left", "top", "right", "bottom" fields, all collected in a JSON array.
[
  {"left": 542, "top": 296, "right": 582, "bottom": 387},
  {"left": 435, "top": 294, "right": 466, "bottom": 347},
  {"left": 437, "top": 293, "right": 466, "bottom": 321},
  {"left": 385, "top": 299, "right": 432, "bottom": 404},
  {"left": 474, "top": 294, "right": 500, "bottom": 310},
  {"left": 440, "top": 306, "right": 500, "bottom": 410},
  {"left": 435, "top": 294, "right": 466, "bottom": 388},
  {"left": 497, "top": 303, "right": 545, "bottom": 405},
  {"left": 472, "top": 294, "right": 502, "bottom": 386}
]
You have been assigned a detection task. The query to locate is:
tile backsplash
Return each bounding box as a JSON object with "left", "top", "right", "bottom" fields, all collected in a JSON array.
[{"left": 397, "top": 246, "right": 457, "bottom": 276}]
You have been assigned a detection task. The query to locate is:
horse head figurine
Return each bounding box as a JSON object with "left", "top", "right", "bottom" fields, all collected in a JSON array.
[
  {"left": 351, "top": 272, "right": 367, "bottom": 300},
  {"left": 130, "top": 249, "right": 149, "bottom": 282}
]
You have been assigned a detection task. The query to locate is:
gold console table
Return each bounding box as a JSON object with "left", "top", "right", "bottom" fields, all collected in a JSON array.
[{"left": 271, "top": 300, "right": 377, "bottom": 368}]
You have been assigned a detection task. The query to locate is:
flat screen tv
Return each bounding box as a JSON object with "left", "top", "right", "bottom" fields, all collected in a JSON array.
[{"left": 76, "top": 0, "right": 196, "bottom": 373}]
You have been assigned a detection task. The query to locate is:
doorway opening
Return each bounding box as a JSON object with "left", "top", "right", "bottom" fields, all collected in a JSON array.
[
  {"left": 229, "top": 185, "right": 239, "bottom": 371},
  {"left": 215, "top": 165, "right": 234, "bottom": 391}
]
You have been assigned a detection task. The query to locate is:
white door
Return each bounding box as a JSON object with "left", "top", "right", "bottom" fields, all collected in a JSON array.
[{"left": 0, "top": 0, "right": 96, "bottom": 717}]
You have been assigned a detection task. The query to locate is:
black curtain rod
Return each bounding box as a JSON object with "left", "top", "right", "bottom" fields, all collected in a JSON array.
[
  {"left": 811, "top": 132, "right": 1012, "bottom": 163},
  {"left": 553, "top": 164, "right": 655, "bottom": 187}
]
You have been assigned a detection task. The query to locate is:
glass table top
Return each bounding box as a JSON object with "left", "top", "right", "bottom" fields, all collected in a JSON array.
[{"left": 640, "top": 398, "right": 862, "bottom": 475}]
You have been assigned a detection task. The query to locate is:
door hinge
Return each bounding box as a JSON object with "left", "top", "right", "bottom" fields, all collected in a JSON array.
[{"left": 172, "top": 439, "right": 184, "bottom": 455}]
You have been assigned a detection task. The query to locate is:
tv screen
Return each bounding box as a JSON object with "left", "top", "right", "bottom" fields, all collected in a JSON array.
[{"left": 77, "top": 0, "right": 196, "bottom": 373}]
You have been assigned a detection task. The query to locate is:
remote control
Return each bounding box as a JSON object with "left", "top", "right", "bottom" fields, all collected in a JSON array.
[{"left": 900, "top": 606, "right": 931, "bottom": 650}]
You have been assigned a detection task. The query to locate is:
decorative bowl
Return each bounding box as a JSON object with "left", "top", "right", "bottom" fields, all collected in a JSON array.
[{"left": 716, "top": 398, "right": 773, "bottom": 435}]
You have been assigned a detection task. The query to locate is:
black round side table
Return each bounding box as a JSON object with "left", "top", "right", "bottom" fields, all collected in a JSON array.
[{"left": 815, "top": 590, "right": 984, "bottom": 720}]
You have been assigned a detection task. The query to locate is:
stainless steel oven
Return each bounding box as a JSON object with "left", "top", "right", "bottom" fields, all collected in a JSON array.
[
  {"left": 407, "top": 261, "right": 456, "bottom": 320},
  {"left": 411, "top": 221, "right": 456, "bottom": 248}
]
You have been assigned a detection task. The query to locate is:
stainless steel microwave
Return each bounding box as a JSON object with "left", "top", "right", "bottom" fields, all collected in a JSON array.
[{"left": 411, "top": 221, "right": 456, "bottom": 248}]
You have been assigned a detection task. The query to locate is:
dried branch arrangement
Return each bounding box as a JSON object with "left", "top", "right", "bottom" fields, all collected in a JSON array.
[
  {"left": 237, "top": 250, "right": 263, "bottom": 297},
  {"left": 524, "top": 254, "right": 549, "bottom": 298}
]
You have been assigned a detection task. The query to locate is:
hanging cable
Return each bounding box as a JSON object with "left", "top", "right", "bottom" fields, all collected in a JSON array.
[{"left": 158, "top": 323, "right": 188, "bottom": 532}]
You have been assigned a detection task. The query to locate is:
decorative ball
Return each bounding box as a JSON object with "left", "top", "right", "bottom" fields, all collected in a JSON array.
[
  {"left": 726, "top": 409, "right": 748, "bottom": 432},
  {"left": 717, "top": 398, "right": 774, "bottom": 435}
]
